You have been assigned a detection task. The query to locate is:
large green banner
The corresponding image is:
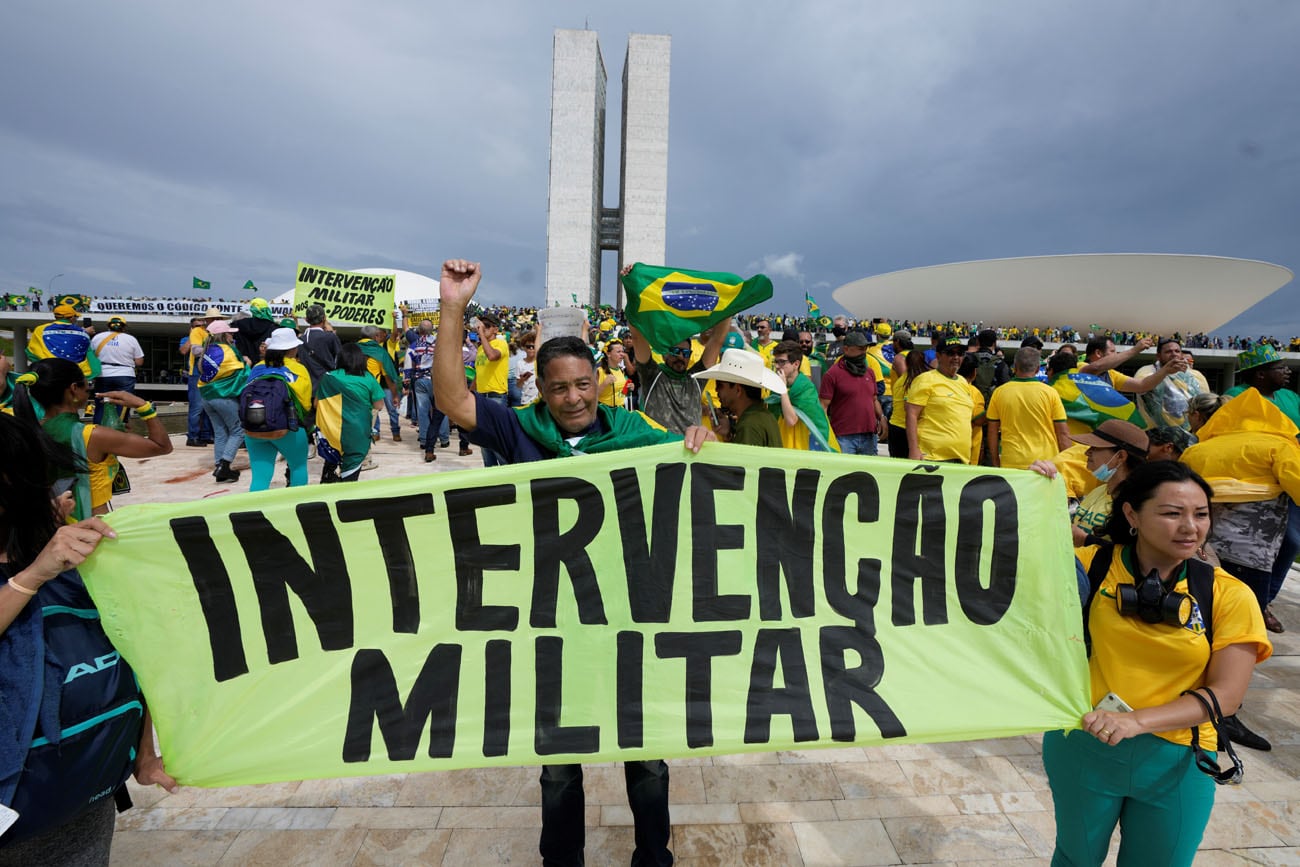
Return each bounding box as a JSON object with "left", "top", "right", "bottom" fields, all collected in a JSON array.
[
  {"left": 292, "top": 262, "right": 395, "bottom": 328},
  {"left": 81, "top": 444, "right": 1089, "bottom": 788}
]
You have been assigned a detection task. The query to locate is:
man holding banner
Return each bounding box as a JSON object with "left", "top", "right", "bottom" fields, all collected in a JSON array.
[{"left": 433, "top": 258, "right": 715, "bottom": 867}]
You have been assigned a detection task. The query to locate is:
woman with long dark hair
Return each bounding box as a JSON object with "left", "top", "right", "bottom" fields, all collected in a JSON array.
[
  {"left": 886, "top": 348, "right": 929, "bottom": 457},
  {"left": 315, "top": 343, "right": 386, "bottom": 483},
  {"left": 597, "top": 338, "right": 629, "bottom": 408},
  {"left": 13, "top": 358, "right": 172, "bottom": 519},
  {"left": 0, "top": 414, "right": 176, "bottom": 865},
  {"left": 1043, "top": 461, "right": 1270, "bottom": 865}
]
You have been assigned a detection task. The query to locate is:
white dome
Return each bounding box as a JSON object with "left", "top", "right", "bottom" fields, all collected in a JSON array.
[{"left": 831, "top": 254, "right": 1293, "bottom": 334}]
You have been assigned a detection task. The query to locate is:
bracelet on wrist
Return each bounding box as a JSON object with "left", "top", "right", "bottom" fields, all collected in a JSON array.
[{"left": 7, "top": 576, "right": 39, "bottom": 597}]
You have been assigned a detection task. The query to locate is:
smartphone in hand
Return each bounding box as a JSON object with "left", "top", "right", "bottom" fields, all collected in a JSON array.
[{"left": 1094, "top": 692, "right": 1133, "bottom": 713}]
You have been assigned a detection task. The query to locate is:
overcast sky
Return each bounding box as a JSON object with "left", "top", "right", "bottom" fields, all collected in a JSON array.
[{"left": 3, "top": 0, "right": 1298, "bottom": 335}]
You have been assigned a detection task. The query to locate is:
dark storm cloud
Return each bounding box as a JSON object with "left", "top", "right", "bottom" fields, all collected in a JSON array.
[{"left": 1, "top": 0, "right": 1296, "bottom": 333}]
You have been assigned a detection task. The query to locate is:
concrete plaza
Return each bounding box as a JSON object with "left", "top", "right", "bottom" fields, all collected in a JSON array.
[{"left": 104, "top": 422, "right": 1300, "bottom": 866}]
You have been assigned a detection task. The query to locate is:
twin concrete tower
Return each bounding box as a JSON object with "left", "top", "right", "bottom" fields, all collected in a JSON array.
[{"left": 544, "top": 29, "right": 670, "bottom": 309}]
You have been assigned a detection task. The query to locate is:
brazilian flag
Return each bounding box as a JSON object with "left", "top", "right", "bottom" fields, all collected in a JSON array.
[
  {"left": 53, "top": 293, "right": 92, "bottom": 313},
  {"left": 316, "top": 375, "right": 375, "bottom": 469},
  {"left": 620, "top": 263, "right": 773, "bottom": 351},
  {"left": 194, "top": 277, "right": 211, "bottom": 290},
  {"left": 27, "top": 321, "right": 102, "bottom": 380},
  {"left": 805, "top": 292, "right": 820, "bottom": 316},
  {"left": 1051, "top": 372, "right": 1144, "bottom": 434}
]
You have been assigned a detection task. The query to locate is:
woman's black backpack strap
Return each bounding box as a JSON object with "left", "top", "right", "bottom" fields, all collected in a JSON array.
[
  {"left": 1082, "top": 543, "right": 1115, "bottom": 657},
  {"left": 1185, "top": 558, "right": 1215, "bottom": 648}
]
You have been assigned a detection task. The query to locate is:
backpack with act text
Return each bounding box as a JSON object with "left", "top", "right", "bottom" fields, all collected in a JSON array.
[
  {"left": 239, "top": 370, "right": 298, "bottom": 439},
  {"left": 974, "top": 350, "right": 1001, "bottom": 401},
  {"left": 0, "top": 570, "right": 143, "bottom": 843}
]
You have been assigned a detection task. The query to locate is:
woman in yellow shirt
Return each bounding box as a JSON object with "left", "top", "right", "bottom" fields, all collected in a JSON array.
[
  {"left": 1044, "top": 461, "right": 1270, "bottom": 866},
  {"left": 598, "top": 339, "right": 629, "bottom": 408},
  {"left": 886, "top": 348, "right": 929, "bottom": 457}
]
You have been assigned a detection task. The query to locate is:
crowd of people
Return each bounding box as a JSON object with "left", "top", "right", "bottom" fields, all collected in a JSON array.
[{"left": 1, "top": 269, "right": 1296, "bottom": 866}]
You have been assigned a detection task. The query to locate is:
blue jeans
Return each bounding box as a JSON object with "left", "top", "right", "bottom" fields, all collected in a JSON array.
[
  {"left": 539, "top": 761, "right": 672, "bottom": 867},
  {"left": 187, "top": 374, "right": 213, "bottom": 441},
  {"left": 1268, "top": 499, "right": 1300, "bottom": 605},
  {"left": 246, "top": 427, "right": 309, "bottom": 491},
  {"left": 430, "top": 392, "right": 459, "bottom": 448},
  {"left": 880, "top": 395, "right": 893, "bottom": 422},
  {"left": 837, "top": 431, "right": 879, "bottom": 456},
  {"left": 412, "top": 376, "right": 434, "bottom": 448},
  {"left": 92, "top": 375, "right": 137, "bottom": 424},
  {"left": 372, "top": 389, "right": 400, "bottom": 436},
  {"left": 479, "top": 392, "right": 508, "bottom": 467},
  {"left": 200, "top": 395, "right": 244, "bottom": 464}
]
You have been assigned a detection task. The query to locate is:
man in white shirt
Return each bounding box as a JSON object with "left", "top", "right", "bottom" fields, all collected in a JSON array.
[{"left": 90, "top": 315, "right": 144, "bottom": 423}]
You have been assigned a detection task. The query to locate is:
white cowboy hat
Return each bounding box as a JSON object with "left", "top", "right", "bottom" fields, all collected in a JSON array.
[
  {"left": 693, "top": 348, "right": 787, "bottom": 394},
  {"left": 265, "top": 327, "right": 302, "bottom": 351}
]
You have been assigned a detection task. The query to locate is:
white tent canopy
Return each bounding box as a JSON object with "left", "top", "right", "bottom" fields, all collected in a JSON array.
[{"left": 831, "top": 254, "right": 1293, "bottom": 335}]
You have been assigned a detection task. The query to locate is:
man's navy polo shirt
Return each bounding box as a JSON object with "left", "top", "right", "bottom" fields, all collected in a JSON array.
[{"left": 464, "top": 393, "right": 567, "bottom": 463}]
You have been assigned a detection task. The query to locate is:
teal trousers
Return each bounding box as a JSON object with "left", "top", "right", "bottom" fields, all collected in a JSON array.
[{"left": 1042, "top": 729, "right": 1215, "bottom": 866}]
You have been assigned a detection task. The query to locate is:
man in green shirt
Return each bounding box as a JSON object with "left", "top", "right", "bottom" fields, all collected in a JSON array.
[
  {"left": 693, "top": 348, "right": 786, "bottom": 447},
  {"left": 1223, "top": 343, "right": 1300, "bottom": 635},
  {"left": 1225, "top": 344, "right": 1299, "bottom": 429}
]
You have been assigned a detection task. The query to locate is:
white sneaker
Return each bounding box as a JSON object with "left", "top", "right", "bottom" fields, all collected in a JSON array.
[{"left": 360, "top": 458, "right": 378, "bottom": 472}]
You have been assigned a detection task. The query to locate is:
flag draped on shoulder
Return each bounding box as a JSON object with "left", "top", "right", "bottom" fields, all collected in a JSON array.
[
  {"left": 1051, "top": 372, "right": 1143, "bottom": 433},
  {"left": 766, "top": 373, "right": 840, "bottom": 452},
  {"left": 315, "top": 375, "right": 372, "bottom": 460},
  {"left": 27, "top": 322, "right": 101, "bottom": 380},
  {"left": 358, "top": 339, "right": 402, "bottom": 387},
  {"left": 513, "top": 401, "right": 680, "bottom": 457},
  {"left": 620, "top": 263, "right": 773, "bottom": 350}
]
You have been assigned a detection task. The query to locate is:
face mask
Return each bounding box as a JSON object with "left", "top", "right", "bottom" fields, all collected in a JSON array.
[
  {"left": 832, "top": 326, "right": 846, "bottom": 338},
  {"left": 1092, "top": 460, "right": 1118, "bottom": 483},
  {"left": 842, "top": 355, "right": 868, "bottom": 376}
]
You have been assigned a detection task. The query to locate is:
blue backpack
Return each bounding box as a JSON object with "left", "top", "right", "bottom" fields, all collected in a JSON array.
[
  {"left": 239, "top": 369, "right": 299, "bottom": 439},
  {"left": 0, "top": 570, "right": 142, "bottom": 844}
]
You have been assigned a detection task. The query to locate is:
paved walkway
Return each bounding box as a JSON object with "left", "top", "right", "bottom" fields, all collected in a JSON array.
[{"left": 104, "top": 419, "right": 1300, "bottom": 865}]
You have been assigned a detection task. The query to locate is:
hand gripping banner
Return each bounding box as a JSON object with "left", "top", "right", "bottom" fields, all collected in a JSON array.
[{"left": 81, "top": 444, "right": 1089, "bottom": 787}]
